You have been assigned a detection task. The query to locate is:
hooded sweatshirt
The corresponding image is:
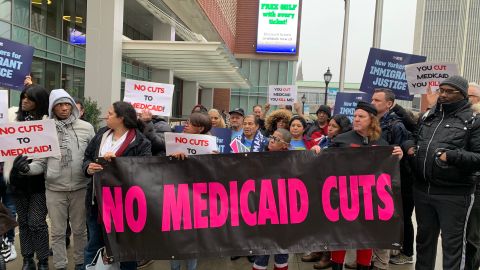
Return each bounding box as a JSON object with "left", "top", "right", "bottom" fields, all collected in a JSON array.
[{"left": 27, "top": 89, "right": 95, "bottom": 191}]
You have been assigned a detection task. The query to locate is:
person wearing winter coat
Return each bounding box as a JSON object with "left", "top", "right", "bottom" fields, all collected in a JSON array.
[{"left": 15, "top": 89, "right": 95, "bottom": 270}]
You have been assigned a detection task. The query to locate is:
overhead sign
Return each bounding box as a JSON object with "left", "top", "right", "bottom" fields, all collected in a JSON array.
[
  {"left": 123, "top": 79, "right": 174, "bottom": 117},
  {"left": 405, "top": 62, "right": 459, "bottom": 95},
  {"left": 0, "top": 119, "right": 61, "bottom": 162},
  {"left": 360, "top": 48, "right": 426, "bottom": 101},
  {"left": 0, "top": 90, "right": 7, "bottom": 124},
  {"left": 256, "top": 0, "right": 300, "bottom": 54},
  {"left": 0, "top": 37, "right": 35, "bottom": 90},
  {"left": 165, "top": 132, "right": 218, "bottom": 156},
  {"left": 96, "top": 147, "right": 402, "bottom": 261},
  {"left": 333, "top": 92, "right": 370, "bottom": 122},
  {"left": 268, "top": 85, "right": 297, "bottom": 105}
]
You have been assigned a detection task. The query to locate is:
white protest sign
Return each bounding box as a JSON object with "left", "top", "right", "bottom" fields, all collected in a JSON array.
[
  {"left": 0, "top": 119, "right": 61, "bottom": 162},
  {"left": 268, "top": 85, "right": 297, "bottom": 105},
  {"left": 0, "top": 90, "right": 7, "bottom": 124},
  {"left": 123, "top": 79, "right": 174, "bottom": 116},
  {"left": 165, "top": 132, "right": 218, "bottom": 156},
  {"left": 405, "top": 62, "right": 459, "bottom": 95}
]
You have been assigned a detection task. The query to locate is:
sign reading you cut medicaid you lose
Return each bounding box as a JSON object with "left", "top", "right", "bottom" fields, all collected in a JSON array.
[
  {"left": 405, "top": 62, "right": 459, "bottom": 95},
  {"left": 123, "top": 79, "right": 174, "bottom": 116},
  {"left": 165, "top": 132, "right": 218, "bottom": 156},
  {"left": 0, "top": 119, "right": 61, "bottom": 162},
  {"left": 268, "top": 85, "right": 297, "bottom": 105},
  {"left": 0, "top": 37, "right": 35, "bottom": 90},
  {"left": 360, "top": 48, "right": 426, "bottom": 101}
]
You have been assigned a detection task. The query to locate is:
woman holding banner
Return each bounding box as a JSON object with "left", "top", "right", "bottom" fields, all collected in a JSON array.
[
  {"left": 7, "top": 84, "right": 50, "bottom": 270},
  {"left": 83, "top": 101, "right": 151, "bottom": 270},
  {"left": 328, "top": 101, "right": 402, "bottom": 270}
]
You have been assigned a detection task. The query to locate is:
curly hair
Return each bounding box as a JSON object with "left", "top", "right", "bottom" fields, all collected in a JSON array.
[
  {"left": 367, "top": 113, "right": 382, "bottom": 142},
  {"left": 265, "top": 109, "right": 293, "bottom": 134}
]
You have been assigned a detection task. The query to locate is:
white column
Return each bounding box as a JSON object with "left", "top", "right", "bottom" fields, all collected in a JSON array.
[
  {"left": 182, "top": 81, "right": 199, "bottom": 116},
  {"left": 151, "top": 20, "right": 175, "bottom": 84},
  {"left": 84, "top": 0, "right": 124, "bottom": 114},
  {"left": 200, "top": 88, "right": 214, "bottom": 110}
]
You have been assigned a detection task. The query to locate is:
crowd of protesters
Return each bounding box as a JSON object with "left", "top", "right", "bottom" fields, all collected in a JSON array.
[{"left": 0, "top": 74, "right": 479, "bottom": 270}]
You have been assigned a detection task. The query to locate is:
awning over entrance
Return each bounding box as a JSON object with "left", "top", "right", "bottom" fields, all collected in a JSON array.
[{"left": 122, "top": 40, "right": 250, "bottom": 89}]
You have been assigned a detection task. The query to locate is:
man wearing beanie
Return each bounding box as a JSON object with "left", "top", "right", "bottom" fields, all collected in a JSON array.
[
  {"left": 303, "top": 105, "right": 331, "bottom": 150},
  {"left": 17, "top": 89, "right": 95, "bottom": 270},
  {"left": 403, "top": 75, "right": 480, "bottom": 270}
]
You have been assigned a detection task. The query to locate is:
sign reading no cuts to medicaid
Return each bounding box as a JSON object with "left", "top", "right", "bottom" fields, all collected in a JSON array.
[
  {"left": 0, "top": 119, "right": 61, "bottom": 162},
  {"left": 405, "top": 62, "right": 459, "bottom": 95},
  {"left": 360, "top": 48, "right": 426, "bottom": 101},
  {"left": 0, "top": 90, "right": 8, "bottom": 124},
  {"left": 0, "top": 37, "right": 35, "bottom": 90},
  {"left": 256, "top": 0, "right": 300, "bottom": 54},
  {"left": 165, "top": 132, "right": 218, "bottom": 156},
  {"left": 123, "top": 79, "right": 174, "bottom": 116},
  {"left": 268, "top": 85, "right": 297, "bottom": 105}
]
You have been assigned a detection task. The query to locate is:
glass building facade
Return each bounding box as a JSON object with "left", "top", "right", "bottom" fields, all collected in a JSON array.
[{"left": 0, "top": 0, "right": 152, "bottom": 107}]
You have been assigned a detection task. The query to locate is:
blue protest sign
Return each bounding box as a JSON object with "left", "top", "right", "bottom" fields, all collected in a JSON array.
[
  {"left": 0, "top": 38, "right": 35, "bottom": 90},
  {"left": 360, "top": 48, "right": 426, "bottom": 101},
  {"left": 173, "top": 126, "right": 232, "bottom": 154},
  {"left": 211, "top": 128, "right": 232, "bottom": 154},
  {"left": 333, "top": 92, "right": 370, "bottom": 122}
]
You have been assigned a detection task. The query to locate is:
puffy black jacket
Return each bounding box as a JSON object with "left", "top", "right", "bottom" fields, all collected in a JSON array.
[
  {"left": 83, "top": 127, "right": 152, "bottom": 214},
  {"left": 403, "top": 99, "right": 480, "bottom": 195}
]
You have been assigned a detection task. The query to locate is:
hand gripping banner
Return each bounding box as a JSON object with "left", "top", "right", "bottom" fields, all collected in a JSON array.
[{"left": 95, "top": 146, "right": 403, "bottom": 262}]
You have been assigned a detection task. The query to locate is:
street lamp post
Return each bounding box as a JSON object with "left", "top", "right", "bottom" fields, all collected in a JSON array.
[
  {"left": 324, "top": 68, "right": 332, "bottom": 105},
  {"left": 301, "top": 94, "right": 306, "bottom": 114}
]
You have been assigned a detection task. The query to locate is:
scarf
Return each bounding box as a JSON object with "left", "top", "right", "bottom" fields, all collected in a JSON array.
[
  {"left": 55, "top": 114, "right": 76, "bottom": 167},
  {"left": 241, "top": 130, "right": 266, "bottom": 152}
]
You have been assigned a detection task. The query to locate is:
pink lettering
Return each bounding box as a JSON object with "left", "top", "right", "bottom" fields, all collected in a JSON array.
[
  {"left": 358, "top": 175, "right": 375, "bottom": 220},
  {"left": 322, "top": 176, "right": 339, "bottom": 222},
  {"left": 209, "top": 182, "right": 229, "bottom": 228},
  {"left": 339, "top": 176, "right": 360, "bottom": 221},
  {"left": 193, "top": 183, "right": 208, "bottom": 229},
  {"left": 277, "top": 179, "right": 289, "bottom": 224},
  {"left": 258, "top": 180, "right": 279, "bottom": 225},
  {"left": 124, "top": 186, "right": 147, "bottom": 233},
  {"left": 239, "top": 180, "right": 257, "bottom": 226},
  {"left": 161, "top": 184, "right": 192, "bottom": 231},
  {"left": 377, "top": 174, "right": 394, "bottom": 221},
  {"left": 229, "top": 181, "right": 240, "bottom": 227},
  {"left": 288, "top": 178, "right": 308, "bottom": 224},
  {"left": 102, "top": 187, "right": 124, "bottom": 233}
]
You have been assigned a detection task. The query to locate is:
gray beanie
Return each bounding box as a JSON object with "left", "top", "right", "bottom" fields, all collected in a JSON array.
[
  {"left": 439, "top": 75, "right": 468, "bottom": 97},
  {"left": 53, "top": 97, "right": 73, "bottom": 107}
]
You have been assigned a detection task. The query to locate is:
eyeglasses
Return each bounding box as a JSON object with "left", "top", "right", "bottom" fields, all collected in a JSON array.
[
  {"left": 436, "top": 87, "right": 460, "bottom": 95},
  {"left": 269, "top": 135, "right": 286, "bottom": 144}
]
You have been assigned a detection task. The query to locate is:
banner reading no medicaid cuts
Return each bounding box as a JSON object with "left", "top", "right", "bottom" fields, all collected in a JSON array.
[
  {"left": 123, "top": 79, "right": 174, "bottom": 117},
  {"left": 0, "top": 119, "right": 61, "bottom": 162}
]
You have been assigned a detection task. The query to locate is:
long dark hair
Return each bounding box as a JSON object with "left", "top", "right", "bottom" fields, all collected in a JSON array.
[
  {"left": 331, "top": 114, "right": 352, "bottom": 134},
  {"left": 112, "top": 101, "right": 143, "bottom": 130},
  {"left": 16, "top": 85, "right": 49, "bottom": 121}
]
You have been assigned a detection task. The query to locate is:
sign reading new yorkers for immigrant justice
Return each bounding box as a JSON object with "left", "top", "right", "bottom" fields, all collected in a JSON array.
[
  {"left": 96, "top": 147, "right": 403, "bottom": 261},
  {"left": 360, "top": 48, "right": 426, "bottom": 101},
  {"left": 405, "top": 62, "right": 459, "bottom": 95},
  {"left": 0, "top": 90, "right": 8, "bottom": 124},
  {"left": 0, "top": 37, "right": 35, "bottom": 90},
  {"left": 0, "top": 119, "right": 61, "bottom": 162},
  {"left": 123, "top": 79, "right": 174, "bottom": 116},
  {"left": 268, "top": 85, "right": 297, "bottom": 105}
]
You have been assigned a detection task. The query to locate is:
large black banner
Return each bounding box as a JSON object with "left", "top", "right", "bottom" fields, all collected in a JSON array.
[{"left": 95, "top": 147, "right": 403, "bottom": 261}]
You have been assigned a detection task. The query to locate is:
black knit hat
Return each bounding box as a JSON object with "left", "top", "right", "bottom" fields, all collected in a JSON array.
[
  {"left": 356, "top": 101, "right": 378, "bottom": 116},
  {"left": 316, "top": 105, "right": 331, "bottom": 118},
  {"left": 439, "top": 75, "right": 468, "bottom": 98}
]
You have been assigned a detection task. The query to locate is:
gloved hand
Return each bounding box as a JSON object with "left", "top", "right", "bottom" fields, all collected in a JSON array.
[{"left": 12, "top": 155, "right": 30, "bottom": 173}]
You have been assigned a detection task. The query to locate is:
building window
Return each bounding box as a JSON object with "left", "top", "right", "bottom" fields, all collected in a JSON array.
[
  {"left": 63, "top": 0, "right": 86, "bottom": 46},
  {"left": 31, "top": 0, "right": 62, "bottom": 38},
  {"left": 62, "top": 64, "right": 84, "bottom": 98},
  {"left": 13, "top": 0, "right": 30, "bottom": 27},
  {"left": 0, "top": 0, "right": 12, "bottom": 21},
  {"left": 0, "top": 21, "right": 11, "bottom": 38}
]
